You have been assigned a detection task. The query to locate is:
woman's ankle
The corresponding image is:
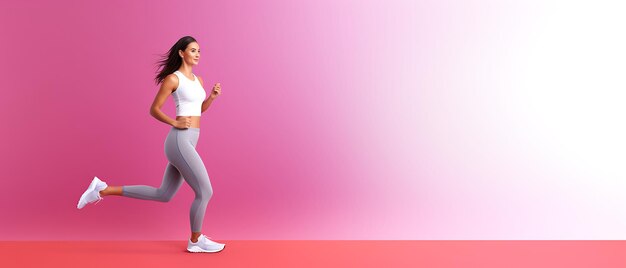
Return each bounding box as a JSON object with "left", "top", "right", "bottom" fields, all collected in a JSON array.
[
  {"left": 99, "top": 187, "right": 108, "bottom": 196},
  {"left": 190, "top": 232, "right": 201, "bottom": 243},
  {"left": 100, "top": 186, "right": 123, "bottom": 196}
]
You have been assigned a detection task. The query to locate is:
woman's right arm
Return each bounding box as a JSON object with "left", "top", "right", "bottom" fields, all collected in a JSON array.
[{"left": 150, "top": 74, "right": 178, "bottom": 127}]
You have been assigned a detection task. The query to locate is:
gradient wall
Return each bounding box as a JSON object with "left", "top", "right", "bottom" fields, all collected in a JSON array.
[{"left": 0, "top": 0, "right": 624, "bottom": 240}]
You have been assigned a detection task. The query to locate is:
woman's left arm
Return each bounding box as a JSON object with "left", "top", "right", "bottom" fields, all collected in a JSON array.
[
  {"left": 201, "top": 97, "right": 214, "bottom": 113},
  {"left": 199, "top": 76, "right": 220, "bottom": 113}
]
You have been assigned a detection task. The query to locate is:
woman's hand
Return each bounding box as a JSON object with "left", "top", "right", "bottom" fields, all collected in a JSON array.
[
  {"left": 172, "top": 116, "right": 192, "bottom": 129},
  {"left": 209, "top": 83, "right": 221, "bottom": 99}
]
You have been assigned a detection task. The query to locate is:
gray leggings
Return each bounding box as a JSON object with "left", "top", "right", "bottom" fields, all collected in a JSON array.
[{"left": 121, "top": 127, "right": 213, "bottom": 233}]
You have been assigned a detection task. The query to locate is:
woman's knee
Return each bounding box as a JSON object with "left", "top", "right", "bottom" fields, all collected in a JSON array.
[
  {"left": 156, "top": 188, "right": 175, "bottom": 202},
  {"left": 159, "top": 194, "right": 175, "bottom": 202},
  {"left": 197, "top": 184, "right": 213, "bottom": 201}
]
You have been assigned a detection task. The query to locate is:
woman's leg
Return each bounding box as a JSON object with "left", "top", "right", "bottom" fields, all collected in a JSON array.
[
  {"left": 164, "top": 128, "right": 213, "bottom": 240},
  {"left": 100, "top": 163, "right": 184, "bottom": 202},
  {"left": 178, "top": 147, "right": 213, "bottom": 242}
]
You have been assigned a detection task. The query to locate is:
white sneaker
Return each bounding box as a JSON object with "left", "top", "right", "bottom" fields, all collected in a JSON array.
[
  {"left": 77, "top": 176, "right": 108, "bottom": 209},
  {"left": 205, "top": 236, "right": 226, "bottom": 247},
  {"left": 187, "top": 234, "right": 226, "bottom": 253}
]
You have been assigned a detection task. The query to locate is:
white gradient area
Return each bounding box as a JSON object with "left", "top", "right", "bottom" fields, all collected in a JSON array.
[
  {"left": 391, "top": 0, "right": 626, "bottom": 238},
  {"left": 504, "top": 1, "right": 626, "bottom": 237}
]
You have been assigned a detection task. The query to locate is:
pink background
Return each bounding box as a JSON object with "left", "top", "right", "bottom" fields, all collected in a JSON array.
[{"left": 1, "top": 0, "right": 625, "bottom": 240}]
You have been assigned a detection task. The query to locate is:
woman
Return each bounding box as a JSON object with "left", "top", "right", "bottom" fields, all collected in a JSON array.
[{"left": 77, "top": 36, "right": 225, "bottom": 253}]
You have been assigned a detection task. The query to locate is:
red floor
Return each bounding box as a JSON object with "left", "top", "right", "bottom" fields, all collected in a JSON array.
[{"left": 1, "top": 240, "right": 626, "bottom": 267}]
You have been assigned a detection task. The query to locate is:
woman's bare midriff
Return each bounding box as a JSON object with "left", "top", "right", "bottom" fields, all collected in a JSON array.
[{"left": 176, "top": 116, "right": 202, "bottom": 129}]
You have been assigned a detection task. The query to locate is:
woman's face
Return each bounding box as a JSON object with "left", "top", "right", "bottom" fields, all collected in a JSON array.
[{"left": 179, "top": 42, "right": 201, "bottom": 66}]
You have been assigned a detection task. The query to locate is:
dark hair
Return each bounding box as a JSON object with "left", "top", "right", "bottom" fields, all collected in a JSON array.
[{"left": 153, "top": 36, "right": 198, "bottom": 85}]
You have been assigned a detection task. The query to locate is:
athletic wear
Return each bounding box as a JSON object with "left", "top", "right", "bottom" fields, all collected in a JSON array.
[
  {"left": 78, "top": 70, "right": 222, "bottom": 250},
  {"left": 172, "top": 71, "right": 206, "bottom": 116},
  {"left": 121, "top": 127, "right": 214, "bottom": 233},
  {"left": 77, "top": 176, "right": 108, "bottom": 209},
  {"left": 187, "top": 234, "right": 225, "bottom": 253}
]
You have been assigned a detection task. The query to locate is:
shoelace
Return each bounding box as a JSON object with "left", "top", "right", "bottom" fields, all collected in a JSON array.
[
  {"left": 200, "top": 234, "right": 223, "bottom": 245},
  {"left": 201, "top": 234, "right": 213, "bottom": 240}
]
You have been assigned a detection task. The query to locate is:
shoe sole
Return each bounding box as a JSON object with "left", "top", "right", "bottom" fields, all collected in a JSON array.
[
  {"left": 187, "top": 244, "right": 226, "bottom": 253},
  {"left": 77, "top": 177, "right": 101, "bottom": 209}
]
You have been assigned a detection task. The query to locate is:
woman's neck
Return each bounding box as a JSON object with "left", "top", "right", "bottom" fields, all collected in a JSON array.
[{"left": 178, "top": 64, "right": 193, "bottom": 77}]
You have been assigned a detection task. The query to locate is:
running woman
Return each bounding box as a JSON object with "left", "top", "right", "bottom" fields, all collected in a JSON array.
[{"left": 77, "top": 36, "right": 225, "bottom": 253}]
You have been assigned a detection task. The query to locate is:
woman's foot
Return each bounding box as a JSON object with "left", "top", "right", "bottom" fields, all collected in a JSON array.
[
  {"left": 187, "top": 234, "right": 226, "bottom": 253},
  {"left": 77, "top": 176, "right": 108, "bottom": 209}
]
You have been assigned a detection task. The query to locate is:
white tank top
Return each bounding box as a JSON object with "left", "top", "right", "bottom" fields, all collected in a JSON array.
[{"left": 172, "top": 70, "right": 206, "bottom": 116}]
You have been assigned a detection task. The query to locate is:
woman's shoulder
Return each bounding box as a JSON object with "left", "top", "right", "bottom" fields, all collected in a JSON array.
[
  {"left": 162, "top": 72, "right": 180, "bottom": 91},
  {"left": 165, "top": 72, "right": 180, "bottom": 82}
]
